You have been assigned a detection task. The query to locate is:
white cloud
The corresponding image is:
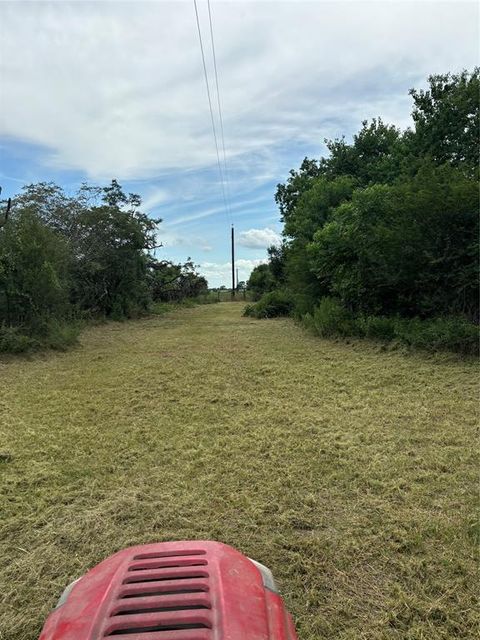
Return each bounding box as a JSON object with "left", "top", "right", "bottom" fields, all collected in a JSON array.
[
  {"left": 166, "top": 194, "right": 271, "bottom": 226},
  {"left": 199, "top": 258, "right": 267, "bottom": 288},
  {"left": 238, "top": 227, "right": 281, "bottom": 249},
  {"left": 0, "top": 1, "right": 477, "bottom": 180},
  {"left": 141, "top": 187, "right": 170, "bottom": 213}
]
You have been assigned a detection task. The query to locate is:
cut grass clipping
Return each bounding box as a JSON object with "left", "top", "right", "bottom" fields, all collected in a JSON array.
[{"left": 1, "top": 303, "right": 478, "bottom": 639}]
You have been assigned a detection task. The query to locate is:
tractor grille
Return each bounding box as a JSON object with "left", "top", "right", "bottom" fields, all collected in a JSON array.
[{"left": 102, "top": 549, "right": 213, "bottom": 640}]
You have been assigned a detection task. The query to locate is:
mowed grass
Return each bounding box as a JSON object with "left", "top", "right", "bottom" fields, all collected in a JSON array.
[{"left": 0, "top": 303, "right": 478, "bottom": 639}]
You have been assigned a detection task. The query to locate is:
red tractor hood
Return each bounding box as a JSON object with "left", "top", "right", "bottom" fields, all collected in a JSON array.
[{"left": 39, "top": 540, "right": 298, "bottom": 640}]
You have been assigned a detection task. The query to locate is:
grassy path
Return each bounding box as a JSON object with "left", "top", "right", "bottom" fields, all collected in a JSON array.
[{"left": 1, "top": 303, "right": 478, "bottom": 639}]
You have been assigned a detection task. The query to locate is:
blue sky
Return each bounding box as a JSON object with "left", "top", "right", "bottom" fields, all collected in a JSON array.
[{"left": 0, "top": 0, "right": 478, "bottom": 286}]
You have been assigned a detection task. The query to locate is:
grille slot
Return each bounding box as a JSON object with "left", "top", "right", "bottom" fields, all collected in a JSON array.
[
  {"left": 133, "top": 550, "right": 206, "bottom": 560},
  {"left": 123, "top": 573, "right": 208, "bottom": 585},
  {"left": 107, "top": 623, "right": 210, "bottom": 635},
  {"left": 114, "top": 605, "right": 210, "bottom": 616},
  {"left": 121, "top": 589, "right": 208, "bottom": 599},
  {"left": 128, "top": 559, "right": 208, "bottom": 572}
]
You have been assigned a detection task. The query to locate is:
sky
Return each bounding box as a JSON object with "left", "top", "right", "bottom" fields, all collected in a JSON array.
[{"left": 0, "top": 0, "right": 478, "bottom": 287}]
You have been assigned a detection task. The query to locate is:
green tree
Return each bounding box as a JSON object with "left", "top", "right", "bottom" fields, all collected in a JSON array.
[
  {"left": 72, "top": 182, "right": 159, "bottom": 318},
  {"left": 0, "top": 207, "right": 71, "bottom": 331},
  {"left": 279, "top": 176, "right": 357, "bottom": 313},
  {"left": 275, "top": 157, "right": 323, "bottom": 221},
  {"left": 247, "top": 264, "right": 275, "bottom": 300},
  {"left": 283, "top": 175, "right": 357, "bottom": 242},
  {"left": 409, "top": 69, "right": 479, "bottom": 171},
  {"left": 322, "top": 118, "right": 404, "bottom": 185},
  {"left": 267, "top": 244, "right": 287, "bottom": 285},
  {"left": 269, "top": 68, "right": 479, "bottom": 323},
  {"left": 148, "top": 259, "right": 208, "bottom": 301},
  {"left": 308, "top": 163, "right": 479, "bottom": 318}
]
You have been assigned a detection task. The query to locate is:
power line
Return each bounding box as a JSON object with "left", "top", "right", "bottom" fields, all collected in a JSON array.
[
  {"left": 206, "top": 0, "right": 231, "bottom": 212},
  {"left": 192, "top": 0, "right": 230, "bottom": 224}
]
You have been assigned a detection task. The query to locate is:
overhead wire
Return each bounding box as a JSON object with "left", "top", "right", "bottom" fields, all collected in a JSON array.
[
  {"left": 192, "top": 0, "right": 230, "bottom": 225},
  {"left": 206, "top": 0, "right": 232, "bottom": 215}
]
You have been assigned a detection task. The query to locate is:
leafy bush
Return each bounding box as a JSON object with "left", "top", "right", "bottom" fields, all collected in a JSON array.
[
  {"left": 40, "top": 320, "right": 81, "bottom": 351},
  {"left": 148, "top": 259, "right": 208, "bottom": 303},
  {"left": 246, "top": 263, "right": 276, "bottom": 300},
  {"left": 243, "top": 290, "right": 294, "bottom": 318},
  {"left": 358, "top": 315, "right": 397, "bottom": 341},
  {"left": 308, "top": 164, "right": 479, "bottom": 319},
  {"left": 0, "top": 208, "right": 72, "bottom": 330},
  {"left": 0, "top": 326, "right": 39, "bottom": 353},
  {"left": 0, "top": 320, "right": 80, "bottom": 353},
  {"left": 305, "top": 298, "right": 479, "bottom": 354},
  {"left": 393, "top": 316, "right": 479, "bottom": 355},
  {"left": 311, "top": 297, "right": 356, "bottom": 337}
]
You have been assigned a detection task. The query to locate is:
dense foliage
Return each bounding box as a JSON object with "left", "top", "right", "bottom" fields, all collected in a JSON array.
[
  {"left": 0, "top": 180, "right": 208, "bottom": 351},
  {"left": 247, "top": 69, "right": 479, "bottom": 353},
  {"left": 244, "top": 290, "right": 294, "bottom": 318},
  {"left": 148, "top": 259, "right": 208, "bottom": 302}
]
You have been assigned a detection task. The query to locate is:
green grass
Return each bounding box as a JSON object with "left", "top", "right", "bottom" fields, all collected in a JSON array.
[{"left": 0, "top": 303, "right": 478, "bottom": 639}]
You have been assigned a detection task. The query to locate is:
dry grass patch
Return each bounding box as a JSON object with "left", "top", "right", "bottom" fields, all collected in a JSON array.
[{"left": 0, "top": 303, "right": 478, "bottom": 639}]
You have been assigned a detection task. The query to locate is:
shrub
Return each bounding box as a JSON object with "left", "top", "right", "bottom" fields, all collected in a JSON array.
[
  {"left": 311, "top": 297, "right": 356, "bottom": 337},
  {"left": 243, "top": 290, "right": 294, "bottom": 318},
  {"left": 358, "top": 315, "right": 397, "bottom": 341},
  {"left": 0, "top": 325, "right": 39, "bottom": 353},
  {"left": 41, "top": 320, "right": 81, "bottom": 351},
  {"left": 246, "top": 264, "right": 275, "bottom": 300},
  {"left": 305, "top": 299, "right": 479, "bottom": 355},
  {"left": 394, "top": 316, "right": 479, "bottom": 355},
  {"left": 0, "top": 320, "right": 80, "bottom": 353}
]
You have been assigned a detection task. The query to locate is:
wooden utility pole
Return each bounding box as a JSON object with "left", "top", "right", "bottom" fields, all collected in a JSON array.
[{"left": 231, "top": 225, "right": 235, "bottom": 299}]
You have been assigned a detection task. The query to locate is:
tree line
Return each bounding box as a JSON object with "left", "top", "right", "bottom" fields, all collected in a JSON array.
[
  {"left": 0, "top": 180, "right": 208, "bottom": 351},
  {"left": 246, "top": 70, "right": 479, "bottom": 354}
]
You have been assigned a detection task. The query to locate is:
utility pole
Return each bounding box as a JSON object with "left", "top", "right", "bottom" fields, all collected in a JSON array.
[
  {"left": 236, "top": 268, "right": 239, "bottom": 291},
  {"left": 231, "top": 225, "right": 235, "bottom": 299}
]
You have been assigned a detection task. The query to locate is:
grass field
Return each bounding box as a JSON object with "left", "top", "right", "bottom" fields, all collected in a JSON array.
[{"left": 0, "top": 303, "right": 478, "bottom": 639}]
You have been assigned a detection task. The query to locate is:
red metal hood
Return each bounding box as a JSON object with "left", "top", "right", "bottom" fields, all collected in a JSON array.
[{"left": 39, "top": 540, "right": 298, "bottom": 640}]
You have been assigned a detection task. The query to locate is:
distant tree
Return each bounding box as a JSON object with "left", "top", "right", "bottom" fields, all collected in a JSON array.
[
  {"left": 267, "top": 244, "right": 287, "bottom": 285},
  {"left": 148, "top": 258, "right": 208, "bottom": 301},
  {"left": 247, "top": 264, "right": 275, "bottom": 300}
]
